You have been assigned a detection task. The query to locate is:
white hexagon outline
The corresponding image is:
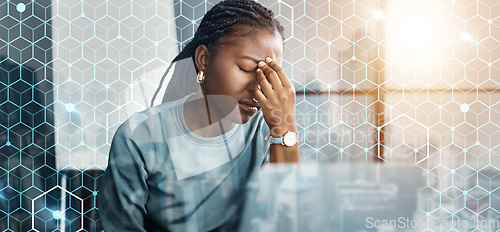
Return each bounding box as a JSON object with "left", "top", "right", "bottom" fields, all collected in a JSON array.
[
  {"left": 31, "top": 185, "right": 84, "bottom": 232},
  {"left": 377, "top": 114, "right": 430, "bottom": 164}
]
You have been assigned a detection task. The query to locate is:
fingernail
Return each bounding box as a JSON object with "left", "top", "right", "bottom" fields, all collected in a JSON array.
[
  {"left": 258, "top": 61, "right": 265, "bottom": 67},
  {"left": 266, "top": 57, "right": 273, "bottom": 63},
  {"left": 256, "top": 68, "right": 261, "bottom": 72}
]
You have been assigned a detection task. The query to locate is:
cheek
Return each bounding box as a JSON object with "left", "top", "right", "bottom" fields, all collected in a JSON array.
[{"left": 208, "top": 69, "right": 246, "bottom": 93}]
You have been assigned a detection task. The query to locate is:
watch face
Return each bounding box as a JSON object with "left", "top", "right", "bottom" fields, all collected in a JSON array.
[{"left": 283, "top": 132, "right": 298, "bottom": 146}]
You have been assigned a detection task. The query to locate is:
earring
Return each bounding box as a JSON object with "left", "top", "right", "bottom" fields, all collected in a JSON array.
[{"left": 197, "top": 71, "right": 205, "bottom": 84}]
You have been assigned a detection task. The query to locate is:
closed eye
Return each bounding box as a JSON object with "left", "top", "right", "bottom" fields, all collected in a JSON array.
[{"left": 239, "top": 67, "right": 252, "bottom": 73}]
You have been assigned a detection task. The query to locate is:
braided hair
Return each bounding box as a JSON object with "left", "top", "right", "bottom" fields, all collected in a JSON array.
[
  {"left": 151, "top": 0, "right": 284, "bottom": 106},
  {"left": 172, "top": 0, "right": 284, "bottom": 62}
]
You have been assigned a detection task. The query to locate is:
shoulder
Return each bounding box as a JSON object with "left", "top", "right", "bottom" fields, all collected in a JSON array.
[
  {"left": 108, "top": 99, "right": 186, "bottom": 169},
  {"left": 111, "top": 99, "right": 186, "bottom": 149}
]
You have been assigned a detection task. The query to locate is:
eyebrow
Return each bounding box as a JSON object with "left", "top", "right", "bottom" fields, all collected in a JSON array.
[{"left": 240, "top": 56, "right": 260, "bottom": 64}]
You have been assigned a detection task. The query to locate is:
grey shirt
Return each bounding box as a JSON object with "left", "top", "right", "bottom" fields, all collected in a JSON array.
[{"left": 98, "top": 94, "right": 270, "bottom": 231}]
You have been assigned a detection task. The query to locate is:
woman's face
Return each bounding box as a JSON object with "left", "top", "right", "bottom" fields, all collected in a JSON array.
[{"left": 200, "top": 29, "right": 284, "bottom": 124}]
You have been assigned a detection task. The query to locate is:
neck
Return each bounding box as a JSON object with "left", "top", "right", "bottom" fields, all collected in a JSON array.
[{"left": 183, "top": 91, "right": 235, "bottom": 137}]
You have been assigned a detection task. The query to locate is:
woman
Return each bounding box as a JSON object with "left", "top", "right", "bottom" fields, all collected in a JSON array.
[{"left": 99, "top": 0, "right": 299, "bottom": 231}]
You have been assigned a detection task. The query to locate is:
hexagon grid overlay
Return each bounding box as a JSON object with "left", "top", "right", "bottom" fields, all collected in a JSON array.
[
  {"left": 32, "top": 185, "right": 84, "bottom": 232},
  {"left": 0, "top": 0, "right": 499, "bottom": 231}
]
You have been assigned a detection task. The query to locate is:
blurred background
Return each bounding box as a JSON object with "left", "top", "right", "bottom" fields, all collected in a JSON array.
[{"left": 1, "top": 0, "right": 499, "bottom": 231}]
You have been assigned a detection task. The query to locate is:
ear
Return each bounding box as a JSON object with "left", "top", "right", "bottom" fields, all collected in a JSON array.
[{"left": 194, "top": 45, "right": 209, "bottom": 72}]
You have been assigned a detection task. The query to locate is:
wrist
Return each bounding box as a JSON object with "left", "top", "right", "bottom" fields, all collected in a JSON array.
[{"left": 269, "top": 124, "right": 297, "bottom": 137}]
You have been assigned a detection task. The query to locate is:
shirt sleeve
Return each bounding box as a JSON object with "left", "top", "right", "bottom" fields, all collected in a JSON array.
[{"left": 98, "top": 121, "right": 149, "bottom": 232}]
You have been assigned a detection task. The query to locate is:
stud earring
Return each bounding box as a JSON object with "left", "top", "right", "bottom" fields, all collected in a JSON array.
[{"left": 197, "top": 71, "right": 205, "bottom": 84}]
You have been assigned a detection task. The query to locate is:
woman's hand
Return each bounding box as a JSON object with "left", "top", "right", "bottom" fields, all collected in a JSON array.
[{"left": 254, "top": 57, "right": 297, "bottom": 137}]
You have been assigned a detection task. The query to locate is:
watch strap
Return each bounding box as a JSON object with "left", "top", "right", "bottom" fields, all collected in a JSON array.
[
  {"left": 267, "top": 131, "right": 298, "bottom": 146},
  {"left": 269, "top": 136, "right": 284, "bottom": 145}
]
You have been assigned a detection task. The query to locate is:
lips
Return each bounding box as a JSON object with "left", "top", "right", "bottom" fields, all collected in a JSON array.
[{"left": 238, "top": 99, "right": 260, "bottom": 113}]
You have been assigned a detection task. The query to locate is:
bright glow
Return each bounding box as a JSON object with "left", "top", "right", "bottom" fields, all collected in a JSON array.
[
  {"left": 53, "top": 210, "right": 62, "bottom": 220},
  {"left": 460, "top": 32, "right": 472, "bottom": 41},
  {"left": 460, "top": 104, "right": 469, "bottom": 113},
  {"left": 65, "top": 103, "right": 75, "bottom": 112},
  {"left": 374, "top": 10, "right": 384, "bottom": 19},
  {"left": 16, "top": 3, "right": 26, "bottom": 13},
  {"left": 406, "top": 20, "right": 430, "bottom": 44},
  {"left": 385, "top": 0, "right": 443, "bottom": 80}
]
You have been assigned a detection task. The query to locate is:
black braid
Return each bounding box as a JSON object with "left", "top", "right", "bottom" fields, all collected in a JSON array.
[{"left": 172, "top": 0, "right": 284, "bottom": 63}]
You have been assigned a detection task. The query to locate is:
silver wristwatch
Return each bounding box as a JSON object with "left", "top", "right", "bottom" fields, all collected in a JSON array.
[{"left": 268, "top": 131, "right": 298, "bottom": 147}]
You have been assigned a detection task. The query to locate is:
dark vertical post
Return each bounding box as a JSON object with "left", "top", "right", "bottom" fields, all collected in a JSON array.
[{"left": 0, "top": 0, "right": 56, "bottom": 231}]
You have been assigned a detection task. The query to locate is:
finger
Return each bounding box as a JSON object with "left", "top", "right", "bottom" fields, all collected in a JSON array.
[
  {"left": 265, "top": 57, "right": 293, "bottom": 89},
  {"left": 258, "top": 61, "right": 283, "bottom": 91},
  {"left": 256, "top": 68, "right": 275, "bottom": 98},
  {"left": 253, "top": 83, "right": 268, "bottom": 104}
]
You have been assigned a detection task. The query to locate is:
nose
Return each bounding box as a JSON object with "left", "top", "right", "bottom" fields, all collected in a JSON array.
[{"left": 246, "top": 72, "right": 259, "bottom": 92}]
